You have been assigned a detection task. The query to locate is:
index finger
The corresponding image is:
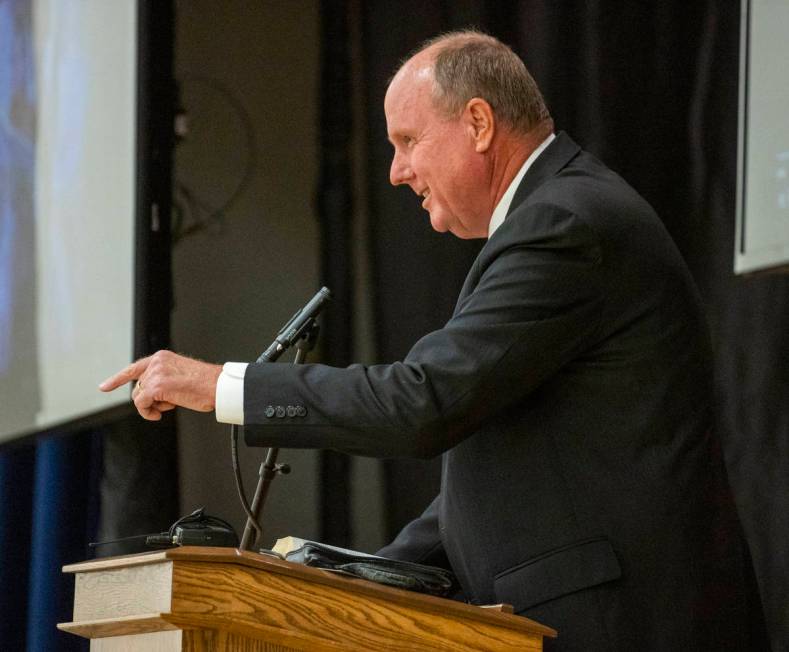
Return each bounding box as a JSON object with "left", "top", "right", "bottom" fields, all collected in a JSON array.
[{"left": 99, "top": 356, "right": 151, "bottom": 392}]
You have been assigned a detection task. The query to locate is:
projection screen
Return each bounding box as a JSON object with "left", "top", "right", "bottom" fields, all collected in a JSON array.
[
  {"left": 736, "top": 0, "right": 789, "bottom": 274},
  {"left": 0, "top": 1, "right": 137, "bottom": 443}
]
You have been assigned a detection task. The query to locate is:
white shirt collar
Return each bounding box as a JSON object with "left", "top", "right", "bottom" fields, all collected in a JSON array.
[{"left": 487, "top": 133, "right": 556, "bottom": 238}]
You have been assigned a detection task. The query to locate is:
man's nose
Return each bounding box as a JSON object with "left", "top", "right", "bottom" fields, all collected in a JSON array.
[{"left": 389, "top": 153, "right": 413, "bottom": 186}]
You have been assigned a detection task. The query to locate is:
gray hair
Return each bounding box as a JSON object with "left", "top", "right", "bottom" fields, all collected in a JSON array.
[{"left": 414, "top": 30, "right": 550, "bottom": 134}]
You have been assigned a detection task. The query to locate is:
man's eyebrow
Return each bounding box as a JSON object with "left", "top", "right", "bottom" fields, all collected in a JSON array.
[{"left": 388, "top": 129, "right": 412, "bottom": 142}]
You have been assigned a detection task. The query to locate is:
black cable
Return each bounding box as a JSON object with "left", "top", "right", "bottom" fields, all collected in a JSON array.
[
  {"left": 166, "top": 506, "right": 237, "bottom": 538},
  {"left": 88, "top": 533, "right": 151, "bottom": 548},
  {"left": 231, "top": 424, "right": 262, "bottom": 544}
]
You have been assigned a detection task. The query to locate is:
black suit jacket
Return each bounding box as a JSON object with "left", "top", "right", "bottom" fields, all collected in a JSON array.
[{"left": 244, "top": 133, "right": 754, "bottom": 650}]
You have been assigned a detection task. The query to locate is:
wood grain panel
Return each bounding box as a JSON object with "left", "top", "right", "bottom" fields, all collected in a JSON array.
[
  {"left": 58, "top": 613, "right": 178, "bottom": 639},
  {"left": 60, "top": 547, "right": 555, "bottom": 651},
  {"left": 163, "top": 547, "right": 554, "bottom": 638},
  {"left": 170, "top": 561, "right": 542, "bottom": 651},
  {"left": 183, "top": 629, "right": 303, "bottom": 652}
]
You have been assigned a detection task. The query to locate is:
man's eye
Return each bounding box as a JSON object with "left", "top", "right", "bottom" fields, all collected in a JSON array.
[{"left": 404, "top": 136, "right": 415, "bottom": 147}]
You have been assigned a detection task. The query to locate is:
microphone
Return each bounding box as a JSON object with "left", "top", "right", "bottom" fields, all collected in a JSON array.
[
  {"left": 235, "top": 287, "right": 332, "bottom": 550},
  {"left": 256, "top": 287, "right": 332, "bottom": 362}
]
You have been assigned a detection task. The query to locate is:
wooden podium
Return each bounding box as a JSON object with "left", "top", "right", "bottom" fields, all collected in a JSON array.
[{"left": 58, "top": 546, "right": 556, "bottom": 651}]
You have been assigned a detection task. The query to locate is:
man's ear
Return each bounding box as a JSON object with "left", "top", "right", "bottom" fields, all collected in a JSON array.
[{"left": 465, "top": 98, "right": 495, "bottom": 153}]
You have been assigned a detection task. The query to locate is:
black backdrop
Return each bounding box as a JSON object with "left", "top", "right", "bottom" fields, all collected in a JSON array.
[{"left": 315, "top": 1, "right": 788, "bottom": 647}]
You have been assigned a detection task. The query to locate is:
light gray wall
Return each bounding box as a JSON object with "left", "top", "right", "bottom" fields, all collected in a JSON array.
[{"left": 172, "top": 1, "right": 322, "bottom": 547}]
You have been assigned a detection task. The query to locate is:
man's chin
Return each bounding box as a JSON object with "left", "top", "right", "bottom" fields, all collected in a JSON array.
[
  {"left": 450, "top": 230, "right": 479, "bottom": 240},
  {"left": 428, "top": 212, "right": 450, "bottom": 234},
  {"left": 428, "top": 211, "right": 484, "bottom": 239}
]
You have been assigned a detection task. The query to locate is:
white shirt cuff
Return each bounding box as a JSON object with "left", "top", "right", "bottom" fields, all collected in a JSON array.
[{"left": 215, "top": 362, "right": 248, "bottom": 425}]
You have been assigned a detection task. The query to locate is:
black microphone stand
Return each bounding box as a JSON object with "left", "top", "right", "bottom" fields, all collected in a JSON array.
[
  {"left": 238, "top": 322, "right": 320, "bottom": 551},
  {"left": 231, "top": 287, "right": 331, "bottom": 552}
]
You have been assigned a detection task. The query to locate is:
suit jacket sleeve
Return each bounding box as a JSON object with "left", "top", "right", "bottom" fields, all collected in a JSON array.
[{"left": 243, "top": 202, "right": 604, "bottom": 459}]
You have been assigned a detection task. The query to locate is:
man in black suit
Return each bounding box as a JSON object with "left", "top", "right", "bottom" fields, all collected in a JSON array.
[{"left": 103, "top": 31, "right": 757, "bottom": 650}]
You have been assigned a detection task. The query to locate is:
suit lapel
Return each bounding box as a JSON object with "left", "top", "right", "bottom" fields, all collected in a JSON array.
[
  {"left": 453, "top": 258, "right": 481, "bottom": 316},
  {"left": 506, "top": 132, "right": 581, "bottom": 217}
]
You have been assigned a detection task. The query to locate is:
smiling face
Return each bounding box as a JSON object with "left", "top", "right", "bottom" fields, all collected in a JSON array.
[{"left": 384, "top": 57, "right": 493, "bottom": 239}]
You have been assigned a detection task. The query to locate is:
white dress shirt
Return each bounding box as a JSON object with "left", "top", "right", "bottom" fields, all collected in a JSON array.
[{"left": 215, "top": 133, "right": 556, "bottom": 425}]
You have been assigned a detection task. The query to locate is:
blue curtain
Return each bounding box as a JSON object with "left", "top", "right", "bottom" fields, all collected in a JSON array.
[{"left": 0, "top": 430, "right": 100, "bottom": 652}]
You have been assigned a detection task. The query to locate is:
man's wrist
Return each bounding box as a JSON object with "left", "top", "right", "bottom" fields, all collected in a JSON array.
[{"left": 215, "top": 362, "right": 248, "bottom": 425}]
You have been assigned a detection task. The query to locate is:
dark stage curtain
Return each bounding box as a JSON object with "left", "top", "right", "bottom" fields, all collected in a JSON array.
[
  {"left": 344, "top": 1, "right": 786, "bottom": 646},
  {"left": 316, "top": 0, "right": 355, "bottom": 546},
  {"left": 95, "top": 417, "right": 180, "bottom": 558}
]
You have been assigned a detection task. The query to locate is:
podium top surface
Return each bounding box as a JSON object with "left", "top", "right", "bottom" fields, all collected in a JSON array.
[{"left": 63, "top": 546, "right": 556, "bottom": 639}]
